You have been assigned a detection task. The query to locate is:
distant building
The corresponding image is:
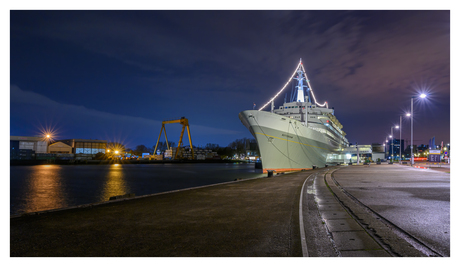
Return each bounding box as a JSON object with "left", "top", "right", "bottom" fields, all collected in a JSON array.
[
  {"left": 386, "top": 139, "right": 405, "bottom": 160},
  {"left": 246, "top": 140, "right": 259, "bottom": 158},
  {"left": 341, "top": 145, "right": 373, "bottom": 163},
  {"left": 171, "top": 146, "right": 219, "bottom": 160},
  {"left": 48, "top": 141, "right": 73, "bottom": 154},
  {"left": 371, "top": 143, "right": 385, "bottom": 162},
  {"left": 58, "top": 139, "right": 107, "bottom": 155},
  {"left": 10, "top": 136, "right": 48, "bottom": 160},
  {"left": 371, "top": 143, "right": 384, "bottom": 153},
  {"left": 10, "top": 136, "right": 109, "bottom": 160},
  {"left": 418, "top": 144, "right": 429, "bottom": 151}
]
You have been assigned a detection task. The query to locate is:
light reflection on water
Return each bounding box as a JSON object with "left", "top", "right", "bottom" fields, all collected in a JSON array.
[
  {"left": 20, "top": 165, "right": 67, "bottom": 214},
  {"left": 101, "top": 164, "right": 129, "bottom": 202},
  {"left": 10, "top": 163, "right": 264, "bottom": 215}
]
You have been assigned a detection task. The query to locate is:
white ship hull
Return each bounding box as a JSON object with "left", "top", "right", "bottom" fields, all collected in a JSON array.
[{"left": 239, "top": 110, "right": 343, "bottom": 172}]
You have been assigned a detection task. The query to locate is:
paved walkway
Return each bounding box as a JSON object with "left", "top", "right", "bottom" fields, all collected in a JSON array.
[
  {"left": 305, "top": 169, "right": 391, "bottom": 256},
  {"left": 11, "top": 171, "right": 310, "bottom": 256},
  {"left": 332, "top": 165, "right": 450, "bottom": 256}
]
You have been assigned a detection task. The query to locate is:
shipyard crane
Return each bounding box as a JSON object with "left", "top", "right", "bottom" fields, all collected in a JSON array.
[{"left": 154, "top": 117, "right": 194, "bottom": 160}]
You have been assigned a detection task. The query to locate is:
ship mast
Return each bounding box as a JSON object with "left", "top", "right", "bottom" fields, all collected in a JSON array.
[
  {"left": 258, "top": 59, "right": 327, "bottom": 111},
  {"left": 293, "top": 59, "right": 310, "bottom": 103}
]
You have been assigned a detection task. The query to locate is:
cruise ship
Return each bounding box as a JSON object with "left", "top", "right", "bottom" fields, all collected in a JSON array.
[{"left": 238, "top": 59, "right": 349, "bottom": 172}]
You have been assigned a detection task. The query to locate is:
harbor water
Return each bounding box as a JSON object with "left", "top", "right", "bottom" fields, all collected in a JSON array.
[{"left": 10, "top": 163, "right": 264, "bottom": 216}]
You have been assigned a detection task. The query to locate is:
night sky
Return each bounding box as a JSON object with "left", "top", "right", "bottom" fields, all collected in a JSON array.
[{"left": 10, "top": 10, "right": 451, "bottom": 150}]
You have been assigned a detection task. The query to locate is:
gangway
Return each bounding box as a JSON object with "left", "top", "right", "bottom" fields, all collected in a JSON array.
[{"left": 154, "top": 117, "right": 194, "bottom": 160}]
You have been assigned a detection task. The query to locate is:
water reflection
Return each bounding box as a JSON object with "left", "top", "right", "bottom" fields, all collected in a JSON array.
[
  {"left": 11, "top": 163, "right": 263, "bottom": 215},
  {"left": 101, "top": 164, "right": 129, "bottom": 201},
  {"left": 22, "top": 165, "right": 67, "bottom": 213}
]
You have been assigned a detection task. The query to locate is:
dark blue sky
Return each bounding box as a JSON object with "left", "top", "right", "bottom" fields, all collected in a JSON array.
[{"left": 10, "top": 10, "right": 450, "bottom": 149}]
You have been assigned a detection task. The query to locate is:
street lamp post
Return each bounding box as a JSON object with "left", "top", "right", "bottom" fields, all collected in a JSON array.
[
  {"left": 390, "top": 125, "right": 399, "bottom": 162},
  {"left": 411, "top": 97, "right": 413, "bottom": 165},
  {"left": 410, "top": 94, "right": 427, "bottom": 165},
  {"left": 390, "top": 131, "right": 393, "bottom": 161},
  {"left": 399, "top": 116, "right": 402, "bottom": 163},
  {"left": 385, "top": 139, "right": 388, "bottom": 159},
  {"left": 405, "top": 112, "right": 411, "bottom": 161}
]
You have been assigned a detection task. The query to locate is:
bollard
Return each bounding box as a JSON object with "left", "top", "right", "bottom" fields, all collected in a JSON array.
[
  {"left": 267, "top": 170, "right": 274, "bottom": 177},
  {"left": 109, "top": 193, "right": 135, "bottom": 201}
]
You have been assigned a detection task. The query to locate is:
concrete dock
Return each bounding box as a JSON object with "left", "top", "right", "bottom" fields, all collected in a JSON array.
[{"left": 10, "top": 164, "right": 450, "bottom": 257}]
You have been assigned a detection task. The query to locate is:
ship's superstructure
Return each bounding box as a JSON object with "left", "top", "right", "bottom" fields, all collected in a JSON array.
[{"left": 239, "top": 59, "right": 349, "bottom": 172}]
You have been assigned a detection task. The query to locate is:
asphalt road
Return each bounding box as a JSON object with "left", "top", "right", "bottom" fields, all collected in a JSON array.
[{"left": 332, "top": 164, "right": 450, "bottom": 256}]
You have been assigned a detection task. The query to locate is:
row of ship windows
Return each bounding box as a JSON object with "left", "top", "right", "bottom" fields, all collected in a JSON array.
[
  {"left": 325, "top": 123, "right": 346, "bottom": 140},
  {"left": 309, "top": 126, "right": 348, "bottom": 145},
  {"left": 282, "top": 106, "right": 298, "bottom": 109},
  {"left": 311, "top": 124, "right": 347, "bottom": 143},
  {"left": 309, "top": 126, "right": 326, "bottom": 134},
  {"left": 319, "top": 115, "right": 342, "bottom": 134},
  {"left": 281, "top": 106, "right": 307, "bottom": 109}
]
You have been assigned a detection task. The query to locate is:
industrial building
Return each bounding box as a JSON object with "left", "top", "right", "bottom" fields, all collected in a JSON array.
[
  {"left": 168, "top": 146, "right": 219, "bottom": 160},
  {"left": 10, "top": 136, "right": 108, "bottom": 160},
  {"left": 58, "top": 139, "right": 107, "bottom": 155},
  {"left": 10, "top": 136, "right": 48, "bottom": 160},
  {"left": 10, "top": 136, "right": 48, "bottom": 153},
  {"left": 48, "top": 141, "right": 73, "bottom": 154}
]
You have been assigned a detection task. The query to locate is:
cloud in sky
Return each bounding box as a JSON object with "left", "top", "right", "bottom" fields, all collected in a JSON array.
[
  {"left": 21, "top": 11, "right": 449, "bottom": 105},
  {"left": 10, "top": 85, "right": 243, "bottom": 148},
  {"left": 10, "top": 10, "right": 450, "bottom": 146}
]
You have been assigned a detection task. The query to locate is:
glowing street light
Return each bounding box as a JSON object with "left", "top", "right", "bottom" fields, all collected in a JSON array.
[{"left": 410, "top": 93, "right": 428, "bottom": 165}]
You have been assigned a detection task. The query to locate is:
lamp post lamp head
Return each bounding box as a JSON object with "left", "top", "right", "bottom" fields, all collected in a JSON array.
[{"left": 420, "top": 93, "right": 427, "bottom": 98}]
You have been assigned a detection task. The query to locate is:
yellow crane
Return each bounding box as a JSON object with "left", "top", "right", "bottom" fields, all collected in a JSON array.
[{"left": 154, "top": 117, "right": 194, "bottom": 160}]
